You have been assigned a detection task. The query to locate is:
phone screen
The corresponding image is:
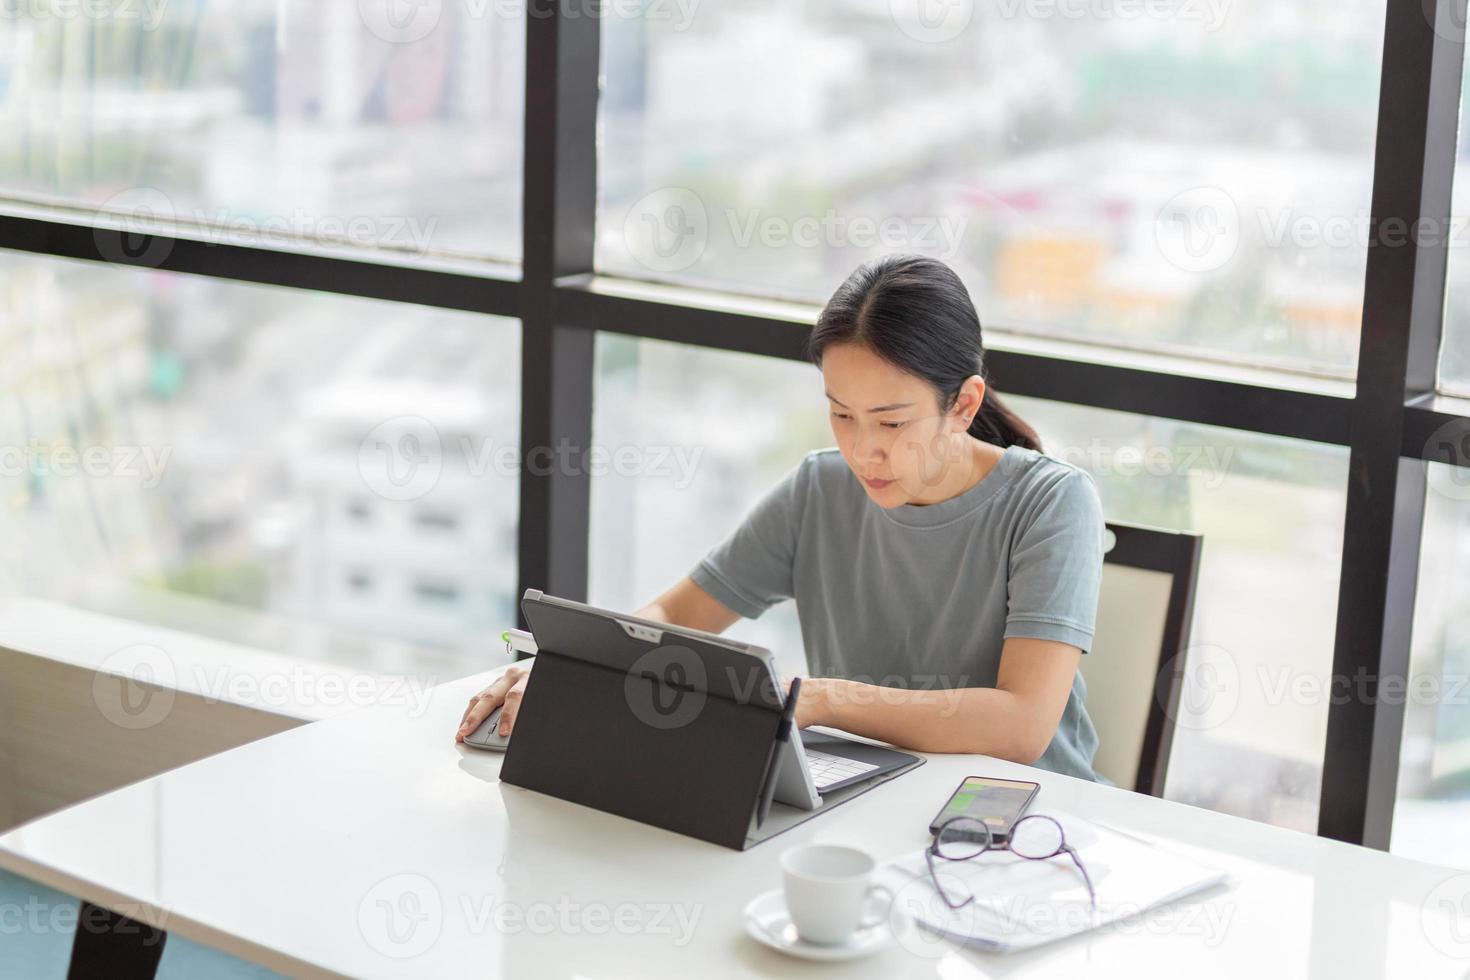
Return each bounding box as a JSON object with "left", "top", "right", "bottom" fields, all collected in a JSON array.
[{"left": 929, "top": 776, "right": 1039, "bottom": 838}]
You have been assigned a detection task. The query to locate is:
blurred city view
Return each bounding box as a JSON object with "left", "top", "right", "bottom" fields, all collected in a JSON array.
[
  {"left": 0, "top": 0, "right": 1468, "bottom": 851},
  {"left": 599, "top": 0, "right": 1386, "bottom": 376}
]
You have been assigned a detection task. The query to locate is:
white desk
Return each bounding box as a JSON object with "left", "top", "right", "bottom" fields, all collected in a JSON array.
[{"left": 2, "top": 667, "right": 1468, "bottom": 979}]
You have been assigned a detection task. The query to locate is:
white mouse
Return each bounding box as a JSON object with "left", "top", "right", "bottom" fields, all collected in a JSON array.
[{"left": 462, "top": 704, "right": 512, "bottom": 752}]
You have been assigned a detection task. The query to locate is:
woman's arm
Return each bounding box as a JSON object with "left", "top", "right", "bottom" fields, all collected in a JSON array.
[
  {"left": 793, "top": 636, "right": 1082, "bottom": 763},
  {"left": 633, "top": 576, "right": 742, "bottom": 634}
]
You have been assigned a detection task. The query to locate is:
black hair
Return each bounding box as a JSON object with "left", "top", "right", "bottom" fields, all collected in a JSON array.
[{"left": 805, "top": 254, "right": 1042, "bottom": 452}]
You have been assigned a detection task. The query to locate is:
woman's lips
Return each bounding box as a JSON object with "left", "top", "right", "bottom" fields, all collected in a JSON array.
[{"left": 863, "top": 476, "right": 894, "bottom": 489}]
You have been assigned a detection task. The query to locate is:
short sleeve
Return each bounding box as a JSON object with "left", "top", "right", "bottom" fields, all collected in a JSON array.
[
  {"left": 687, "top": 454, "right": 813, "bottom": 619},
  {"left": 1003, "top": 466, "right": 1106, "bottom": 653}
]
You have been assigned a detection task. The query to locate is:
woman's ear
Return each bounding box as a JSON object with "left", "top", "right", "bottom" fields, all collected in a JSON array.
[{"left": 951, "top": 375, "right": 987, "bottom": 431}]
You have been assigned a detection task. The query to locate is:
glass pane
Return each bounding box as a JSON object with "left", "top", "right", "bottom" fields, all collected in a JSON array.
[
  {"left": 1010, "top": 396, "right": 1348, "bottom": 831},
  {"left": 0, "top": 249, "right": 521, "bottom": 672},
  {"left": 589, "top": 335, "right": 828, "bottom": 681},
  {"left": 1440, "top": 65, "right": 1470, "bottom": 395},
  {"left": 1392, "top": 461, "right": 1470, "bottom": 869},
  {"left": 0, "top": 1, "right": 523, "bottom": 262},
  {"left": 588, "top": 335, "right": 1348, "bottom": 831},
  {"left": 599, "top": 4, "right": 1385, "bottom": 375}
]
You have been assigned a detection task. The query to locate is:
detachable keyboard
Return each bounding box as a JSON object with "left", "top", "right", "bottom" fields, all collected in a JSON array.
[{"left": 805, "top": 748, "right": 881, "bottom": 790}]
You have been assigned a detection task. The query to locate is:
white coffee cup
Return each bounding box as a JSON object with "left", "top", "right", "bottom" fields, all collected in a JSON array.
[{"left": 779, "top": 843, "right": 894, "bottom": 946}]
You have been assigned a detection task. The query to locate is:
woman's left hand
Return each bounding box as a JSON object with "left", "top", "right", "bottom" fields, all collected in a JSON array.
[{"left": 786, "top": 676, "right": 833, "bottom": 730}]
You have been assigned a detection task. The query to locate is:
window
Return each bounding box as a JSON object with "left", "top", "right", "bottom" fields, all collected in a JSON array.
[
  {"left": 0, "top": 1, "right": 524, "bottom": 262},
  {"left": 0, "top": 249, "right": 521, "bottom": 666},
  {"left": 588, "top": 336, "right": 1348, "bottom": 831},
  {"left": 599, "top": 3, "right": 1385, "bottom": 374},
  {"left": 1391, "top": 463, "right": 1470, "bottom": 869},
  {"left": 589, "top": 336, "right": 829, "bottom": 680},
  {"left": 1438, "top": 64, "right": 1470, "bottom": 395},
  {"left": 1010, "top": 395, "right": 1348, "bottom": 832}
]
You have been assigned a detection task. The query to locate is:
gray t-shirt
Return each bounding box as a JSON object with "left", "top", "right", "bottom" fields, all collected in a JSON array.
[{"left": 689, "top": 444, "right": 1107, "bottom": 782}]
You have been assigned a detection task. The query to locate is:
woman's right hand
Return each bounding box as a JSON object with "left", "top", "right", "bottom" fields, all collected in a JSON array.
[{"left": 455, "top": 662, "right": 532, "bottom": 743}]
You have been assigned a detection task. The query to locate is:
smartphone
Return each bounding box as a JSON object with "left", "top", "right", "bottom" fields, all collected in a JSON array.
[{"left": 927, "top": 776, "right": 1041, "bottom": 842}]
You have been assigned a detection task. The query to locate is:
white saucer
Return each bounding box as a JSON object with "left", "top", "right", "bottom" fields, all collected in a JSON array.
[{"left": 742, "top": 888, "right": 911, "bottom": 961}]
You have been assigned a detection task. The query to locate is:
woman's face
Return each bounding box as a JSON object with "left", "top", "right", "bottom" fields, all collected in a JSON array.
[{"left": 821, "top": 342, "right": 984, "bottom": 507}]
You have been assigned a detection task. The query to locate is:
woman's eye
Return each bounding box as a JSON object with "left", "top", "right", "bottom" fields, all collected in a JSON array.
[
  {"left": 881, "top": 421, "right": 906, "bottom": 430},
  {"left": 831, "top": 413, "right": 851, "bottom": 422}
]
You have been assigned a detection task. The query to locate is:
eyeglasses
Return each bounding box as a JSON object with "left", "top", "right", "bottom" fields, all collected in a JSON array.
[{"left": 926, "top": 814, "right": 1097, "bottom": 912}]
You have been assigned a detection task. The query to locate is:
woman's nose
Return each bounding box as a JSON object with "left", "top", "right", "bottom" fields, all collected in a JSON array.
[{"left": 853, "top": 429, "right": 887, "bottom": 464}]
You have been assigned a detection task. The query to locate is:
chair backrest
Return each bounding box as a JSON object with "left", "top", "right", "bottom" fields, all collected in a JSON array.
[{"left": 1083, "top": 522, "right": 1203, "bottom": 796}]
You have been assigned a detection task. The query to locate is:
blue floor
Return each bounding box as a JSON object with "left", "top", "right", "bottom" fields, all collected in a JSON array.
[{"left": 0, "top": 868, "right": 285, "bottom": 980}]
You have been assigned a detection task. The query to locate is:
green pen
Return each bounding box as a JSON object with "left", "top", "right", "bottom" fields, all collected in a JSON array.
[{"left": 503, "top": 628, "right": 538, "bottom": 658}]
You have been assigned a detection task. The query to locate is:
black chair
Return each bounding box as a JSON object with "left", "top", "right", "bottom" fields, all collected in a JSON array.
[{"left": 1083, "top": 521, "right": 1204, "bottom": 797}]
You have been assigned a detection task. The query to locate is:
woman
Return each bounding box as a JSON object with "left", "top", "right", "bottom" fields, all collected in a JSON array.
[{"left": 457, "top": 254, "right": 1108, "bottom": 781}]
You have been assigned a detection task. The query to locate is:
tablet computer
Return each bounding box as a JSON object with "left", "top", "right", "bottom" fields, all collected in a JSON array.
[{"left": 519, "top": 590, "right": 917, "bottom": 810}]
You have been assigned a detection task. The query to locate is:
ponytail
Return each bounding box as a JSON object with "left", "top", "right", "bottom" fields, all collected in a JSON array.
[{"left": 969, "top": 388, "right": 1042, "bottom": 452}]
